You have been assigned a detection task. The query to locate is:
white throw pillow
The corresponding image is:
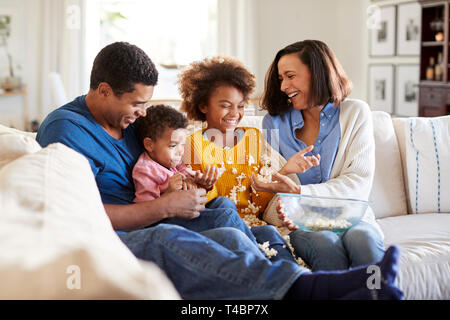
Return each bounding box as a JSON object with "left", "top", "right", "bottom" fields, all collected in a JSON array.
[
  {"left": 0, "top": 143, "right": 179, "bottom": 299},
  {"left": 0, "top": 124, "right": 40, "bottom": 168},
  {"left": 405, "top": 116, "right": 450, "bottom": 213},
  {"left": 369, "top": 112, "right": 407, "bottom": 218}
]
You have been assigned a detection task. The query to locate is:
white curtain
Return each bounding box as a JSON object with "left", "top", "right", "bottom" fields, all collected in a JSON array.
[
  {"left": 39, "top": 0, "right": 92, "bottom": 119},
  {"left": 217, "top": 0, "right": 259, "bottom": 111},
  {"left": 217, "top": 0, "right": 258, "bottom": 80}
]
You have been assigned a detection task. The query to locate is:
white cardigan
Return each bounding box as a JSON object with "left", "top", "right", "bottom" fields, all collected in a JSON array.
[{"left": 263, "top": 99, "right": 383, "bottom": 238}]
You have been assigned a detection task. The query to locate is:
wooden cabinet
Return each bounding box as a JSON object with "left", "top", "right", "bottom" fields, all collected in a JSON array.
[{"left": 418, "top": 0, "right": 450, "bottom": 116}]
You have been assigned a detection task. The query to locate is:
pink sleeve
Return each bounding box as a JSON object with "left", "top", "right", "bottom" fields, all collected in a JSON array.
[{"left": 133, "top": 159, "right": 164, "bottom": 202}]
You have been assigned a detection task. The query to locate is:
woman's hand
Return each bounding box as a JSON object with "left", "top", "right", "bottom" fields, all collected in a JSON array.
[
  {"left": 280, "top": 145, "right": 321, "bottom": 175},
  {"left": 250, "top": 172, "right": 300, "bottom": 194},
  {"left": 186, "top": 165, "right": 220, "bottom": 191},
  {"left": 277, "top": 198, "right": 298, "bottom": 231}
]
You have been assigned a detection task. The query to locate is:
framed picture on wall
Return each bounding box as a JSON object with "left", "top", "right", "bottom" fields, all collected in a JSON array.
[
  {"left": 369, "top": 6, "right": 396, "bottom": 57},
  {"left": 397, "top": 2, "right": 422, "bottom": 56},
  {"left": 368, "top": 64, "right": 394, "bottom": 113},
  {"left": 395, "top": 64, "right": 419, "bottom": 116}
]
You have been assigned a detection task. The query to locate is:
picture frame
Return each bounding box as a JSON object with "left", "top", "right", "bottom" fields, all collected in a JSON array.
[
  {"left": 369, "top": 5, "right": 397, "bottom": 57},
  {"left": 368, "top": 64, "right": 394, "bottom": 114},
  {"left": 397, "top": 2, "right": 422, "bottom": 56},
  {"left": 395, "top": 64, "right": 419, "bottom": 117}
]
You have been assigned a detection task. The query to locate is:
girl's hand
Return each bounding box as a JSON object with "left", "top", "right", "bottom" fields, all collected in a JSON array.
[
  {"left": 280, "top": 145, "right": 321, "bottom": 175},
  {"left": 277, "top": 198, "right": 298, "bottom": 231},
  {"left": 250, "top": 172, "right": 300, "bottom": 194}
]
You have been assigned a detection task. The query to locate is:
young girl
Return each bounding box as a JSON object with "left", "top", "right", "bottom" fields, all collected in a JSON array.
[
  {"left": 178, "top": 56, "right": 320, "bottom": 260},
  {"left": 132, "top": 104, "right": 255, "bottom": 238}
]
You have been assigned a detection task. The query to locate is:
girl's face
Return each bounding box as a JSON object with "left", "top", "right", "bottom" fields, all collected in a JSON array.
[
  {"left": 144, "top": 127, "right": 187, "bottom": 169},
  {"left": 200, "top": 85, "right": 245, "bottom": 134},
  {"left": 277, "top": 53, "right": 311, "bottom": 110}
]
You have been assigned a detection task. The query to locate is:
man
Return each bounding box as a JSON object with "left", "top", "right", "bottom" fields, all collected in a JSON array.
[{"left": 36, "top": 42, "right": 402, "bottom": 300}]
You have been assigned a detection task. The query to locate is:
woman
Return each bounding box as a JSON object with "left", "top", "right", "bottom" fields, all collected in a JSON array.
[{"left": 251, "top": 40, "right": 385, "bottom": 271}]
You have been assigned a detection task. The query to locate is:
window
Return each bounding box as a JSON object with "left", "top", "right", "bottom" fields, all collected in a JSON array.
[{"left": 97, "top": 0, "right": 218, "bottom": 99}]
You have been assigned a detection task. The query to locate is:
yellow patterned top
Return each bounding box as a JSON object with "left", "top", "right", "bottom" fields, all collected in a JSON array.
[{"left": 184, "top": 127, "right": 275, "bottom": 217}]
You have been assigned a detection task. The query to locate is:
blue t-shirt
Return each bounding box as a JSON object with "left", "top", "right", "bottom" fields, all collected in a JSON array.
[
  {"left": 262, "top": 103, "right": 341, "bottom": 184},
  {"left": 36, "top": 95, "right": 143, "bottom": 205}
]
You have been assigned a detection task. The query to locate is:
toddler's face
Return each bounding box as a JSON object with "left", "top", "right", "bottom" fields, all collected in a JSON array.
[
  {"left": 145, "top": 127, "right": 187, "bottom": 169},
  {"left": 200, "top": 85, "right": 245, "bottom": 133}
]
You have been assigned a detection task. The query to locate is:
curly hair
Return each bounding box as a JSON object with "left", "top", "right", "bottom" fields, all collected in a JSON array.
[
  {"left": 90, "top": 41, "right": 158, "bottom": 96},
  {"left": 262, "top": 40, "right": 352, "bottom": 116},
  {"left": 178, "top": 56, "right": 256, "bottom": 121},
  {"left": 135, "top": 105, "right": 188, "bottom": 144}
]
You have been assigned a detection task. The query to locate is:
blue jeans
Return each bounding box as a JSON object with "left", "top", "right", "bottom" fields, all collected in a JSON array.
[
  {"left": 118, "top": 224, "right": 306, "bottom": 299},
  {"left": 163, "top": 196, "right": 296, "bottom": 263},
  {"left": 289, "top": 221, "right": 385, "bottom": 271},
  {"left": 161, "top": 196, "right": 257, "bottom": 243}
]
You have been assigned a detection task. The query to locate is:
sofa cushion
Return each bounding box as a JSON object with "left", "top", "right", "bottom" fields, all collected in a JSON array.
[
  {"left": 0, "top": 142, "right": 179, "bottom": 299},
  {"left": 405, "top": 116, "right": 450, "bottom": 213},
  {"left": 377, "top": 213, "right": 450, "bottom": 299},
  {"left": 369, "top": 111, "right": 407, "bottom": 218},
  {"left": 0, "top": 124, "right": 40, "bottom": 168}
]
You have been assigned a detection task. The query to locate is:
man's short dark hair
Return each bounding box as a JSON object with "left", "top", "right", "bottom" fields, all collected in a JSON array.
[
  {"left": 90, "top": 41, "right": 158, "bottom": 96},
  {"left": 135, "top": 105, "right": 188, "bottom": 143}
]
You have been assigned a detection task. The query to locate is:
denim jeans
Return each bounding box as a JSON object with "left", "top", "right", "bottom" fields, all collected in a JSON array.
[
  {"left": 289, "top": 221, "right": 385, "bottom": 271},
  {"left": 163, "top": 196, "right": 296, "bottom": 263},
  {"left": 161, "top": 196, "right": 257, "bottom": 243},
  {"left": 118, "top": 224, "right": 306, "bottom": 299}
]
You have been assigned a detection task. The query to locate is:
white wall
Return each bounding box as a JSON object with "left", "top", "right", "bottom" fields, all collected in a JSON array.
[
  {"left": 254, "top": 0, "right": 370, "bottom": 103},
  {"left": 0, "top": 0, "right": 41, "bottom": 130}
]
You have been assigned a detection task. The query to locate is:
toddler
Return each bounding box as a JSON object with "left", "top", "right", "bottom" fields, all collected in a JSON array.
[{"left": 132, "top": 104, "right": 255, "bottom": 237}]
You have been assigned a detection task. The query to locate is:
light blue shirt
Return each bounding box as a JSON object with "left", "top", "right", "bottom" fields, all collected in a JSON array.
[{"left": 262, "top": 103, "right": 341, "bottom": 184}]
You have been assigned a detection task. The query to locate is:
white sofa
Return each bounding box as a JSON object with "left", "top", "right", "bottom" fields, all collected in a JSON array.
[{"left": 0, "top": 110, "right": 449, "bottom": 299}]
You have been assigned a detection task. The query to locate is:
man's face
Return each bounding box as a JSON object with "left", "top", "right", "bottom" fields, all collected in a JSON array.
[{"left": 106, "top": 83, "right": 154, "bottom": 130}]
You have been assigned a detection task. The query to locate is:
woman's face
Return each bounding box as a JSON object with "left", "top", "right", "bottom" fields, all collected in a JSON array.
[
  {"left": 277, "top": 53, "right": 311, "bottom": 110},
  {"left": 200, "top": 85, "right": 245, "bottom": 133}
]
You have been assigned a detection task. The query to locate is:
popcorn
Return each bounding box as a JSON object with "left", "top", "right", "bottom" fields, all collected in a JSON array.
[
  {"left": 232, "top": 167, "right": 238, "bottom": 175},
  {"left": 301, "top": 213, "right": 351, "bottom": 231},
  {"left": 258, "top": 241, "right": 278, "bottom": 259},
  {"left": 241, "top": 200, "right": 261, "bottom": 215},
  {"left": 241, "top": 214, "right": 310, "bottom": 270},
  {"left": 248, "top": 155, "right": 256, "bottom": 166}
]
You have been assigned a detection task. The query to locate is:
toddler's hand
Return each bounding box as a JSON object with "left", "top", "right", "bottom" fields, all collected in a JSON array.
[{"left": 167, "top": 172, "right": 185, "bottom": 192}]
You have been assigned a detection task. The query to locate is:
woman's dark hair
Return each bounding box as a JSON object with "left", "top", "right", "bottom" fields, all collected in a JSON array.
[
  {"left": 135, "top": 104, "right": 188, "bottom": 143},
  {"left": 178, "top": 56, "right": 256, "bottom": 121},
  {"left": 90, "top": 41, "right": 158, "bottom": 96},
  {"left": 262, "top": 40, "right": 352, "bottom": 116}
]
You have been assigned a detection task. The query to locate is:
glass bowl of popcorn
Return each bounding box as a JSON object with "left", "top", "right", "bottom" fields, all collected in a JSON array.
[{"left": 277, "top": 193, "right": 368, "bottom": 234}]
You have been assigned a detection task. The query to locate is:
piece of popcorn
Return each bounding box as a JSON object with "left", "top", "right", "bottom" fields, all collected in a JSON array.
[
  {"left": 258, "top": 241, "right": 278, "bottom": 259},
  {"left": 248, "top": 155, "right": 256, "bottom": 166},
  {"left": 232, "top": 167, "right": 238, "bottom": 174}
]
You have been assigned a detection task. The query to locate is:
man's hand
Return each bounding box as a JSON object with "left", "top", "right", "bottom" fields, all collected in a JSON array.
[{"left": 162, "top": 188, "right": 208, "bottom": 219}]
